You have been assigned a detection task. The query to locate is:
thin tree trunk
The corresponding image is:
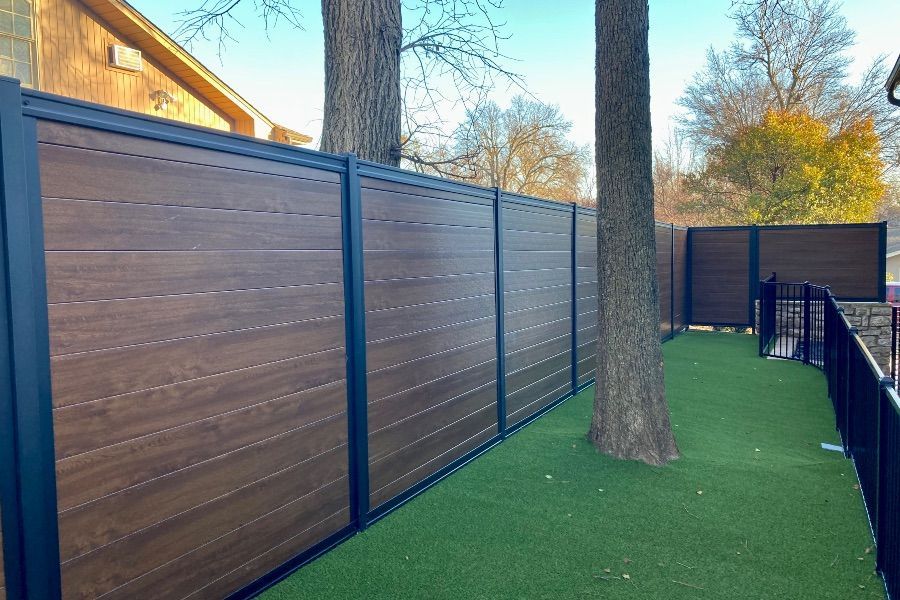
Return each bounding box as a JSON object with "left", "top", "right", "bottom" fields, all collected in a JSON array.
[
  {"left": 320, "top": 0, "right": 402, "bottom": 165},
  {"left": 589, "top": 0, "right": 679, "bottom": 465}
]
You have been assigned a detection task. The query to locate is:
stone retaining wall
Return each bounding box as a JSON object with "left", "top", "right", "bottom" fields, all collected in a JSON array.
[{"left": 754, "top": 300, "right": 893, "bottom": 374}]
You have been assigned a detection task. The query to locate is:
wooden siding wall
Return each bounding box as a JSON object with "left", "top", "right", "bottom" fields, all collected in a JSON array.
[
  {"left": 361, "top": 176, "right": 498, "bottom": 510},
  {"left": 689, "top": 229, "right": 751, "bottom": 325},
  {"left": 503, "top": 198, "right": 574, "bottom": 426},
  {"left": 758, "top": 226, "right": 881, "bottom": 299},
  {"left": 656, "top": 224, "right": 673, "bottom": 339},
  {"left": 575, "top": 211, "right": 598, "bottom": 388},
  {"left": 36, "top": 0, "right": 234, "bottom": 132},
  {"left": 673, "top": 228, "right": 688, "bottom": 330},
  {"left": 38, "top": 120, "right": 350, "bottom": 600}
]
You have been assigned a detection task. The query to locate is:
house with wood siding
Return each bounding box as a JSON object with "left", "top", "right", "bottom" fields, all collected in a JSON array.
[{"left": 1, "top": 0, "right": 311, "bottom": 144}]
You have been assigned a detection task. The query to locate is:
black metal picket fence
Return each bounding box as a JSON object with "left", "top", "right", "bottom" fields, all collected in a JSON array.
[
  {"left": 758, "top": 276, "right": 827, "bottom": 367},
  {"left": 762, "top": 278, "right": 900, "bottom": 599}
]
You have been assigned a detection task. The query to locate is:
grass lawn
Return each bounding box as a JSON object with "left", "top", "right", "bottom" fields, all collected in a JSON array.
[{"left": 260, "top": 332, "right": 882, "bottom": 599}]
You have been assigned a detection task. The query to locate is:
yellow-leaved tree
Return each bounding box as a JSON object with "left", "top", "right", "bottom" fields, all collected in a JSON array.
[{"left": 684, "top": 109, "right": 885, "bottom": 225}]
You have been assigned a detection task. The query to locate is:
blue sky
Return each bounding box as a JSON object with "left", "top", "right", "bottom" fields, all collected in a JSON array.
[{"left": 131, "top": 0, "right": 899, "bottom": 151}]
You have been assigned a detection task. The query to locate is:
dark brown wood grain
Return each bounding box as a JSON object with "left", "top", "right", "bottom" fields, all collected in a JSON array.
[
  {"left": 367, "top": 338, "right": 496, "bottom": 403},
  {"left": 690, "top": 229, "right": 750, "bottom": 324},
  {"left": 363, "top": 219, "right": 493, "bottom": 252},
  {"left": 506, "top": 321, "right": 571, "bottom": 355},
  {"left": 366, "top": 316, "right": 495, "bottom": 373},
  {"left": 503, "top": 207, "right": 571, "bottom": 235},
  {"left": 51, "top": 316, "right": 345, "bottom": 407},
  {"left": 577, "top": 354, "right": 596, "bottom": 379},
  {"left": 506, "top": 334, "right": 572, "bottom": 374},
  {"left": 576, "top": 324, "right": 598, "bottom": 347},
  {"left": 361, "top": 187, "right": 493, "bottom": 226},
  {"left": 367, "top": 360, "right": 496, "bottom": 432},
  {"left": 758, "top": 227, "right": 880, "bottom": 299},
  {"left": 48, "top": 282, "right": 344, "bottom": 356},
  {"left": 60, "top": 449, "right": 347, "bottom": 599},
  {"left": 38, "top": 143, "right": 342, "bottom": 216},
  {"left": 505, "top": 268, "right": 571, "bottom": 292},
  {"left": 37, "top": 121, "right": 341, "bottom": 184},
  {"left": 84, "top": 480, "right": 350, "bottom": 600},
  {"left": 673, "top": 229, "right": 688, "bottom": 329},
  {"left": 43, "top": 198, "right": 343, "bottom": 251},
  {"left": 506, "top": 367, "right": 571, "bottom": 416},
  {"left": 45, "top": 250, "right": 344, "bottom": 303},
  {"left": 505, "top": 301, "right": 571, "bottom": 334},
  {"left": 53, "top": 352, "right": 346, "bottom": 459},
  {"left": 364, "top": 250, "right": 494, "bottom": 280},
  {"left": 505, "top": 285, "right": 572, "bottom": 313},
  {"left": 360, "top": 176, "right": 492, "bottom": 206},
  {"left": 55, "top": 389, "right": 347, "bottom": 511},
  {"left": 369, "top": 425, "right": 496, "bottom": 509},
  {"left": 365, "top": 294, "right": 495, "bottom": 342},
  {"left": 365, "top": 273, "right": 494, "bottom": 311},
  {"left": 504, "top": 229, "right": 571, "bottom": 251},
  {"left": 57, "top": 417, "right": 348, "bottom": 562},
  {"left": 506, "top": 351, "right": 572, "bottom": 395},
  {"left": 368, "top": 406, "right": 497, "bottom": 496},
  {"left": 178, "top": 509, "right": 351, "bottom": 600},
  {"left": 504, "top": 250, "right": 571, "bottom": 272},
  {"left": 369, "top": 382, "right": 496, "bottom": 462},
  {"left": 507, "top": 381, "right": 571, "bottom": 426}
]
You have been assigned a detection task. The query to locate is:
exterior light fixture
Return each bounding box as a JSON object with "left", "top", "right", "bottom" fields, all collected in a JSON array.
[
  {"left": 888, "top": 54, "right": 900, "bottom": 107},
  {"left": 151, "top": 90, "right": 174, "bottom": 111}
]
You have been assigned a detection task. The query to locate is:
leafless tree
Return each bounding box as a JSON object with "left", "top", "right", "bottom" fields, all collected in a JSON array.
[
  {"left": 414, "top": 96, "right": 589, "bottom": 201},
  {"left": 175, "top": 0, "right": 523, "bottom": 166}
]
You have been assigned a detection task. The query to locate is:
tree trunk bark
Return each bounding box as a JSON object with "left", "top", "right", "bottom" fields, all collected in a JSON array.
[
  {"left": 320, "top": 0, "right": 402, "bottom": 165},
  {"left": 589, "top": 0, "right": 679, "bottom": 465}
]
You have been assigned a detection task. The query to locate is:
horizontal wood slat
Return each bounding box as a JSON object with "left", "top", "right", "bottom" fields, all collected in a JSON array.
[
  {"left": 37, "top": 121, "right": 341, "bottom": 184},
  {"left": 365, "top": 273, "right": 494, "bottom": 311},
  {"left": 38, "top": 143, "right": 342, "bottom": 217},
  {"left": 43, "top": 198, "right": 343, "bottom": 251},
  {"left": 46, "top": 250, "right": 343, "bottom": 303}
]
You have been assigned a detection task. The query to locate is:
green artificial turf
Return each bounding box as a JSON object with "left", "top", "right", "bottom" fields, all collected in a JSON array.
[{"left": 261, "top": 332, "right": 883, "bottom": 600}]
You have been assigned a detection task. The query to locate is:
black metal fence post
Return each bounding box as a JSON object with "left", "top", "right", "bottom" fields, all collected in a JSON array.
[
  {"left": 494, "top": 188, "right": 507, "bottom": 437},
  {"left": 670, "top": 223, "right": 675, "bottom": 340},
  {"left": 803, "top": 282, "right": 812, "bottom": 365},
  {"left": 341, "top": 153, "right": 370, "bottom": 531},
  {"left": 846, "top": 327, "right": 858, "bottom": 457},
  {"left": 571, "top": 203, "right": 578, "bottom": 393},
  {"left": 0, "top": 77, "right": 62, "bottom": 599}
]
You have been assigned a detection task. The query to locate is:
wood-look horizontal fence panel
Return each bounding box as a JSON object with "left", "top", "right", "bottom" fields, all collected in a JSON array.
[
  {"left": 689, "top": 228, "right": 751, "bottom": 325},
  {"left": 503, "top": 202, "right": 574, "bottom": 426},
  {"left": 361, "top": 181, "right": 498, "bottom": 512},
  {"left": 39, "top": 124, "right": 351, "bottom": 600},
  {"left": 758, "top": 226, "right": 881, "bottom": 299},
  {"left": 673, "top": 228, "right": 688, "bottom": 330},
  {"left": 657, "top": 225, "right": 673, "bottom": 339}
]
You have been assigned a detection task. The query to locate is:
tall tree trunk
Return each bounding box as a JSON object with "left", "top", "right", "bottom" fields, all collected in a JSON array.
[
  {"left": 589, "top": 0, "right": 679, "bottom": 465},
  {"left": 320, "top": 0, "right": 402, "bottom": 165}
]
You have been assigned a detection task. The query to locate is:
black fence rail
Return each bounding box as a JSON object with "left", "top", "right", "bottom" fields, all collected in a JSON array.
[
  {"left": 892, "top": 306, "right": 900, "bottom": 387},
  {"left": 758, "top": 277, "right": 827, "bottom": 367},
  {"left": 763, "top": 278, "right": 900, "bottom": 598}
]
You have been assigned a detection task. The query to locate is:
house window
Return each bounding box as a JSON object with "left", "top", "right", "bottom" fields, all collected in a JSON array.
[{"left": 0, "top": 0, "right": 34, "bottom": 87}]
